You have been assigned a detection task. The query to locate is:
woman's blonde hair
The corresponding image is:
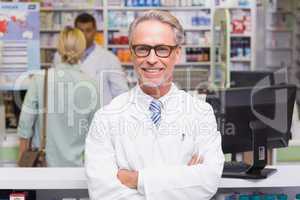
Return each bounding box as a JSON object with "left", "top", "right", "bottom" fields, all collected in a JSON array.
[
  {"left": 128, "top": 10, "right": 184, "bottom": 46},
  {"left": 57, "top": 27, "right": 86, "bottom": 65}
]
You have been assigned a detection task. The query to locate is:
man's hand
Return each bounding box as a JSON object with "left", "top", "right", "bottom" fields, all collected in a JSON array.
[
  {"left": 117, "top": 169, "right": 138, "bottom": 189},
  {"left": 188, "top": 154, "right": 204, "bottom": 166}
]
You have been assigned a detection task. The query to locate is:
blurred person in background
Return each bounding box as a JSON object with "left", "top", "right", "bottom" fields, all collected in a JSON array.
[
  {"left": 18, "top": 27, "right": 100, "bottom": 167},
  {"left": 54, "top": 13, "right": 129, "bottom": 106}
]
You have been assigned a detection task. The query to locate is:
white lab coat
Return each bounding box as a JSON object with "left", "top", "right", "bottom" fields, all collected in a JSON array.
[
  {"left": 85, "top": 84, "right": 224, "bottom": 200},
  {"left": 54, "top": 44, "right": 129, "bottom": 106}
]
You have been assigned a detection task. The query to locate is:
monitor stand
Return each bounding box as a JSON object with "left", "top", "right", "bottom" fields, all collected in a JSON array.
[{"left": 223, "top": 121, "right": 277, "bottom": 179}]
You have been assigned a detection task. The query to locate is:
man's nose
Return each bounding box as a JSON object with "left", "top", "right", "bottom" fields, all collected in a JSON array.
[{"left": 146, "top": 49, "right": 159, "bottom": 64}]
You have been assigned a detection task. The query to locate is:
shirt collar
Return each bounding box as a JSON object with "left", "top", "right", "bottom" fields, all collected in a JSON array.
[
  {"left": 81, "top": 43, "right": 96, "bottom": 62},
  {"left": 129, "top": 83, "right": 179, "bottom": 112}
]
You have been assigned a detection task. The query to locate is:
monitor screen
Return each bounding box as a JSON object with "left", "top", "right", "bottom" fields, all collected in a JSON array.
[
  {"left": 230, "top": 70, "right": 287, "bottom": 88},
  {"left": 206, "top": 84, "right": 296, "bottom": 154}
]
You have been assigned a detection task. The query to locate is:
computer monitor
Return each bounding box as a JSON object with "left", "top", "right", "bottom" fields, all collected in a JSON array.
[
  {"left": 230, "top": 70, "right": 287, "bottom": 88},
  {"left": 206, "top": 84, "right": 296, "bottom": 178}
]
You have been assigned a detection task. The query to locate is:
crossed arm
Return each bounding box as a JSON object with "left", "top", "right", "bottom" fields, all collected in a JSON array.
[{"left": 117, "top": 155, "right": 203, "bottom": 189}]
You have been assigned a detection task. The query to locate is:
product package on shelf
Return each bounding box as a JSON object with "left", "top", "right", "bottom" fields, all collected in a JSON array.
[
  {"left": 110, "top": 48, "right": 131, "bottom": 63},
  {"left": 266, "top": 31, "right": 292, "bottom": 49},
  {"left": 230, "top": 9, "right": 251, "bottom": 34},
  {"left": 41, "top": 11, "right": 103, "bottom": 30},
  {"left": 40, "top": 34, "right": 59, "bottom": 47},
  {"left": 230, "top": 37, "right": 251, "bottom": 59},
  {"left": 172, "top": 10, "right": 211, "bottom": 29},
  {"left": 108, "top": 0, "right": 123, "bottom": 7},
  {"left": 108, "top": 11, "right": 135, "bottom": 29},
  {"left": 266, "top": 12, "right": 294, "bottom": 31},
  {"left": 185, "top": 31, "right": 211, "bottom": 45},
  {"left": 119, "top": 0, "right": 211, "bottom": 7},
  {"left": 215, "top": 0, "right": 251, "bottom": 7},
  {"left": 41, "top": 0, "right": 102, "bottom": 8},
  {"left": 185, "top": 47, "right": 210, "bottom": 62}
]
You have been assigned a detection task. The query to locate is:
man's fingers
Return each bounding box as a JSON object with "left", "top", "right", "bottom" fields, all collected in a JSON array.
[
  {"left": 188, "top": 155, "right": 197, "bottom": 166},
  {"left": 196, "top": 155, "right": 204, "bottom": 164},
  {"left": 188, "top": 155, "right": 204, "bottom": 166}
]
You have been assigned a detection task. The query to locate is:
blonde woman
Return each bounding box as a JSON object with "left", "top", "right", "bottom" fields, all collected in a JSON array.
[{"left": 18, "top": 27, "right": 99, "bottom": 167}]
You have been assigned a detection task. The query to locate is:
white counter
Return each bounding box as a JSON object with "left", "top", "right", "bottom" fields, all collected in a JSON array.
[{"left": 0, "top": 165, "right": 300, "bottom": 190}]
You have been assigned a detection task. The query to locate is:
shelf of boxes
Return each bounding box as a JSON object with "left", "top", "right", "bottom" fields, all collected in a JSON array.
[
  {"left": 265, "top": 2, "right": 294, "bottom": 71},
  {"left": 40, "top": 7, "right": 103, "bottom": 11},
  {"left": 107, "top": 6, "right": 211, "bottom": 11},
  {"left": 37, "top": 0, "right": 257, "bottom": 90},
  {"left": 106, "top": 1, "right": 213, "bottom": 70},
  {"left": 211, "top": 0, "right": 255, "bottom": 88},
  {"left": 39, "top": 0, "right": 104, "bottom": 68}
]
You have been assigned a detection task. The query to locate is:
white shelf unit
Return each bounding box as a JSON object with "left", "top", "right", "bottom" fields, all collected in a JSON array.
[
  {"left": 38, "top": 0, "right": 258, "bottom": 90},
  {"left": 107, "top": 6, "right": 211, "bottom": 11},
  {"left": 229, "top": 7, "right": 255, "bottom": 72},
  {"left": 1, "top": 166, "right": 300, "bottom": 200},
  {"left": 211, "top": 3, "right": 256, "bottom": 89},
  {"left": 1, "top": 165, "right": 300, "bottom": 189}
]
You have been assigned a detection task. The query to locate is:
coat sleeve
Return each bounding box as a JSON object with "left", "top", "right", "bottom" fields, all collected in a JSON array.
[
  {"left": 106, "top": 53, "right": 129, "bottom": 98},
  {"left": 17, "top": 75, "right": 39, "bottom": 139},
  {"left": 137, "top": 103, "right": 225, "bottom": 199},
  {"left": 85, "top": 112, "right": 145, "bottom": 200}
]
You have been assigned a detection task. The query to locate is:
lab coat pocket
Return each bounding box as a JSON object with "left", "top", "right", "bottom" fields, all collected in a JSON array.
[{"left": 179, "top": 134, "right": 195, "bottom": 164}]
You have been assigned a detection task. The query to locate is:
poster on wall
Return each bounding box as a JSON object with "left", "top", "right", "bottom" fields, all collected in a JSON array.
[{"left": 0, "top": 2, "right": 40, "bottom": 90}]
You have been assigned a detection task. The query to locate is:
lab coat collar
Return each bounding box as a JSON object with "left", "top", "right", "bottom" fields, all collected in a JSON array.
[
  {"left": 82, "top": 43, "right": 96, "bottom": 62},
  {"left": 129, "top": 83, "right": 179, "bottom": 113}
]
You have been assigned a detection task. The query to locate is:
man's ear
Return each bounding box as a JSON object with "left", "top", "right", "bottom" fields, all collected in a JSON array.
[{"left": 174, "top": 47, "right": 182, "bottom": 65}]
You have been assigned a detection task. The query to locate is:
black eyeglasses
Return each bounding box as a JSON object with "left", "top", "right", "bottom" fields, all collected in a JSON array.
[{"left": 131, "top": 44, "right": 178, "bottom": 58}]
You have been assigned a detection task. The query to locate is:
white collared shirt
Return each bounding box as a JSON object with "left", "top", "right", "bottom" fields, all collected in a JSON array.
[{"left": 85, "top": 84, "right": 224, "bottom": 200}]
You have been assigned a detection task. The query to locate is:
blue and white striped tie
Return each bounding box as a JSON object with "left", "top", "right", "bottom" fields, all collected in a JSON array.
[{"left": 149, "top": 99, "right": 162, "bottom": 127}]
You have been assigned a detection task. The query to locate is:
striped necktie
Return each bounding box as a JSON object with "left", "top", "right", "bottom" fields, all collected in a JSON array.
[{"left": 149, "top": 99, "right": 162, "bottom": 127}]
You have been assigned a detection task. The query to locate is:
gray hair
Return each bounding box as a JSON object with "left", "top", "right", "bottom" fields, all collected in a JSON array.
[{"left": 128, "top": 10, "right": 184, "bottom": 46}]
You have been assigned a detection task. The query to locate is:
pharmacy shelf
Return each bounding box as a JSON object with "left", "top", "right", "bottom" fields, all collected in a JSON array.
[
  {"left": 121, "top": 62, "right": 211, "bottom": 66},
  {"left": 40, "top": 29, "right": 61, "bottom": 33},
  {"left": 184, "top": 27, "right": 211, "bottom": 31},
  {"left": 267, "top": 10, "right": 293, "bottom": 15},
  {"left": 107, "top": 28, "right": 129, "bottom": 32},
  {"left": 265, "top": 47, "right": 293, "bottom": 51},
  {"left": 40, "top": 7, "right": 103, "bottom": 12},
  {"left": 215, "top": 6, "right": 252, "bottom": 10},
  {"left": 183, "top": 44, "right": 211, "bottom": 48},
  {"left": 107, "top": 44, "right": 211, "bottom": 48},
  {"left": 107, "top": 44, "right": 129, "bottom": 48},
  {"left": 230, "top": 58, "right": 251, "bottom": 62},
  {"left": 40, "top": 46, "right": 56, "bottom": 50},
  {"left": 231, "top": 33, "right": 252, "bottom": 37},
  {"left": 108, "top": 26, "right": 211, "bottom": 32},
  {"left": 107, "top": 6, "right": 211, "bottom": 11},
  {"left": 178, "top": 62, "right": 211, "bottom": 66},
  {"left": 266, "top": 28, "right": 293, "bottom": 32},
  {"left": 1, "top": 165, "right": 300, "bottom": 190},
  {"left": 40, "top": 28, "right": 103, "bottom": 33}
]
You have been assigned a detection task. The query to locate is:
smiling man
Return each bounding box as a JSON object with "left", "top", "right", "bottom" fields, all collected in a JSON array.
[{"left": 85, "top": 10, "right": 224, "bottom": 200}]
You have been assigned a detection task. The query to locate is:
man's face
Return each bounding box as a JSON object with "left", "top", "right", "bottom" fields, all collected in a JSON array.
[
  {"left": 131, "top": 20, "right": 181, "bottom": 88},
  {"left": 76, "top": 22, "right": 96, "bottom": 49}
]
